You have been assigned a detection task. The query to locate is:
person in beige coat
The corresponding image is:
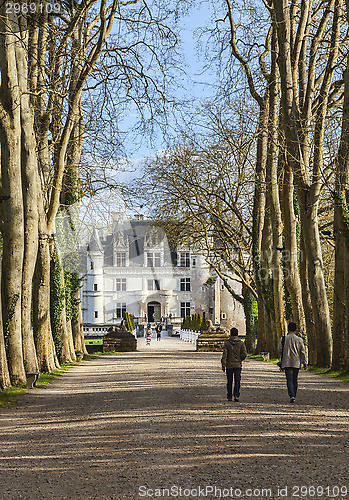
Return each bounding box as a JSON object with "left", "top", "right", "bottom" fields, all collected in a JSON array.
[
  {"left": 278, "top": 322, "right": 308, "bottom": 403},
  {"left": 221, "top": 327, "right": 247, "bottom": 402}
]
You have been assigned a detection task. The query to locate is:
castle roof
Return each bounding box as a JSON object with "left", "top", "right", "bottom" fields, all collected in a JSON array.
[{"left": 88, "top": 228, "right": 104, "bottom": 254}]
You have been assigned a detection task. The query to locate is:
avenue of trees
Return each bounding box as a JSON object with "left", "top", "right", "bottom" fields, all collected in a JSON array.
[
  {"left": 141, "top": 0, "right": 349, "bottom": 370},
  {"left": 0, "top": 0, "right": 348, "bottom": 391}
]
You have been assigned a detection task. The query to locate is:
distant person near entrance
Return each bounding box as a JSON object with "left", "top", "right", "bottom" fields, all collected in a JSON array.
[
  {"left": 278, "top": 322, "right": 307, "bottom": 404},
  {"left": 221, "top": 327, "right": 247, "bottom": 402},
  {"left": 156, "top": 323, "right": 162, "bottom": 341},
  {"left": 146, "top": 324, "right": 152, "bottom": 345}
]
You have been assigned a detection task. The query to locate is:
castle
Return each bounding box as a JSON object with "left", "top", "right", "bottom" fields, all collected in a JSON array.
[{"left": 80, "top": 215, "right": 245, "bottom": 333}]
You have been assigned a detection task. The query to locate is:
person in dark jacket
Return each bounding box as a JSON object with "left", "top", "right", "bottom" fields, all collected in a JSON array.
[
  {"left": 156, "top": 322, "right": 162, "bottom": 341},
  {"left": 221, "top": 327, "right": 247, "bottom": 402}
]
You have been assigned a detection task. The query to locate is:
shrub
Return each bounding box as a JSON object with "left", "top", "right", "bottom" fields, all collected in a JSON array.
[{"left": 200, "top": 311, "right": 208, "bottom": 332}]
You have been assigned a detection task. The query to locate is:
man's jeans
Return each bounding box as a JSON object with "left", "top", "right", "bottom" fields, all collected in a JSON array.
[
  {"left": 285, "top": 367, "right": 300, "bottom": 398},
  {"left": 226, "top": 368, "right": 242, "bottom": 399}
]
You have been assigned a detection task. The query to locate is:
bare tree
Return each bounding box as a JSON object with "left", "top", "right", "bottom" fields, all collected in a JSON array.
[
  {"left": 333, "top": 0, "right": 349, "bottom": 371},
  {"left": 271, "top": 0, "right": 344, "bottom": 366},
  {"left": 0, "top": 7, "right": 27, "bottom": 384},
  {"left": 139, "top": 103, "right": 258, "bottom": 351}
]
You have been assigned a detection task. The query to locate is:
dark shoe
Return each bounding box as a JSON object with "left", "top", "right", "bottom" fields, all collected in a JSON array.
[
  {"left": 227, "top": 397, "right": 232, "bottom": 401},
  {"left": 290, "top": 397, "right": 295, "bottom": 403},
  {"left": 234, "top": 397, "right": 239, "bottom": 402}
]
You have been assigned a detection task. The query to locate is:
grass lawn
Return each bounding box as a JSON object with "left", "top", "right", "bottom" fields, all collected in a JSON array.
[
  {"left": 306, "top": 366, "right": 349, "bottom": 383},
  {"left": 85, "top": 339, "right": 103, "bottom": 345},
  {"left": 0, "top": 387, "right": 27, "bottom": 407}
]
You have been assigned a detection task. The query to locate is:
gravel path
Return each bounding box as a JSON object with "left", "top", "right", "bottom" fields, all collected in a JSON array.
[{"left": 0, "top": 338, "right": 348, "bottom": 500}]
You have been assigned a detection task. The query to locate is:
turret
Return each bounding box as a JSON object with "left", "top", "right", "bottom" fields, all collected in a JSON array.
[{"left": 86, "top": 229, "right": 104, "bottom": 323}]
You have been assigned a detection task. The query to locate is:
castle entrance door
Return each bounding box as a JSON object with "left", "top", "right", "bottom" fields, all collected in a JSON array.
[{"left": 147, "top": 301, "right": 161, "bottom": 323}]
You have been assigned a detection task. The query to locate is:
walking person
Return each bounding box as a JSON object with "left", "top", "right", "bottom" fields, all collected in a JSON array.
[
  {"left": 146, "top": 324, "right": 152, "bottom": 346},
  {"left": 156, "top": 322, "right": 162, "bottom": 341},
  {"left": 278, "top": 322, "right": 308, "bottom": 403},
  {"left": 221, "top": 327, "right": 247, "bottom": 402}
]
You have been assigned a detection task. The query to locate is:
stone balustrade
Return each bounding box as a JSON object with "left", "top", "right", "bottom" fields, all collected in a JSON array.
[{"left": 180, "top": 329, "right": 200, "bottom": 345}]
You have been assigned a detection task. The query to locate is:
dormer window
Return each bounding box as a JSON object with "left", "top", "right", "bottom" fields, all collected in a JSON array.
[
  {"left": 178, "top": 252, "right": 190, "bottom": 267},
  {"left": 115, "top": 252, "right": 126, "bottom": 267},
  {"left": 145, "top": 231, "right": 160, "bottom": 247},
  {"left": 146, "top": 252, "right": 161, "bottom": 267}
]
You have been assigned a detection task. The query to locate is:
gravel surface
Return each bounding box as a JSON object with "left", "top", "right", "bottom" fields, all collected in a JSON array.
[{"left": 0, "top": 337, "right": 348, "bottom": 500}]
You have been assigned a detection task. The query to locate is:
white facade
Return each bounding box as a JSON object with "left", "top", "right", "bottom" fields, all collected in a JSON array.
[{"left": 80, "top": 216, "right": 245, "bottom": 333}]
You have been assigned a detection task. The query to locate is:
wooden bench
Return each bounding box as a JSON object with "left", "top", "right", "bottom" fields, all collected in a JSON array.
[
  {"left": 260, "top": 352, "right": 270, "bottom": 361},
  {"left": 26, "top": 372, "right": 40, "bottom": 389}
]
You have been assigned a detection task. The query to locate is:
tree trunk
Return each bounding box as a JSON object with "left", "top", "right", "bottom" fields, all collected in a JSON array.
[
  {"left": 242, "top": 286, "right": 255, "bottom": 353},
  {"left": 16, "top": 26, "right": 39, "bottom": 373},
  {"left": 272, "top": 0, "right": 333, "bottom": 367},
  {"left": 33, "top": 233, "right": 54, "bottom": 372},
  {"left": 346, "top": 251, "right": 349, "bottom": 372},
  {"left": 0, "top": 256, "right": 11, "bottom": 389},
  {"left": 72, "top": 288, "right": 87, "bottom": 355},
  {"left": 333, "top": 199, "right": 348, "bottom": 370},
  {"left": 67, "top": 319, "right": 76, "bottom": 361},
  {"left": 256, "top": 296, "right": 267, "bottom": 354},
  {"left": 267, "top": 31, "right": 286, "bottom": 346},
  {"left": 252, "top": 100, "right": 269, "bottom": 352},
  {"left": 0, "top": 14, "right": 26, "bottom": 385},
  {"left": 333, "top": 50, "right": 349, "bottom": 370},
  {"left": 50, "top": 245, "right": 73, "bottom": 364},
  {"left": 33, "top": 189, "right": 58, "bottom": 372},
  {"left": 0, "top": 135, "right": 26, "bottom": 385},
  {"left": 59, "top": 266, "right": 74, "bottom": 363},
  {"left": 260, "top": 207, "right": 276, "bottom": 355},
  {"left": 300, "top": 234, "right": 316, "bottom": 366},
  {"left": 298, "top": 191, "right": 332, "bottom": 366},
  {"left": 282, "top": 157, "right": 306, "bottom": 339}
]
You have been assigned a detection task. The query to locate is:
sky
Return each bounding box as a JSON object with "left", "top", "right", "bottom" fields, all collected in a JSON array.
[
  {"left": 119, "top": 1, "right": 220, "bottom": 162},
  {"left": 78, "top": 1, "right": 225, "bottom": 231}
]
